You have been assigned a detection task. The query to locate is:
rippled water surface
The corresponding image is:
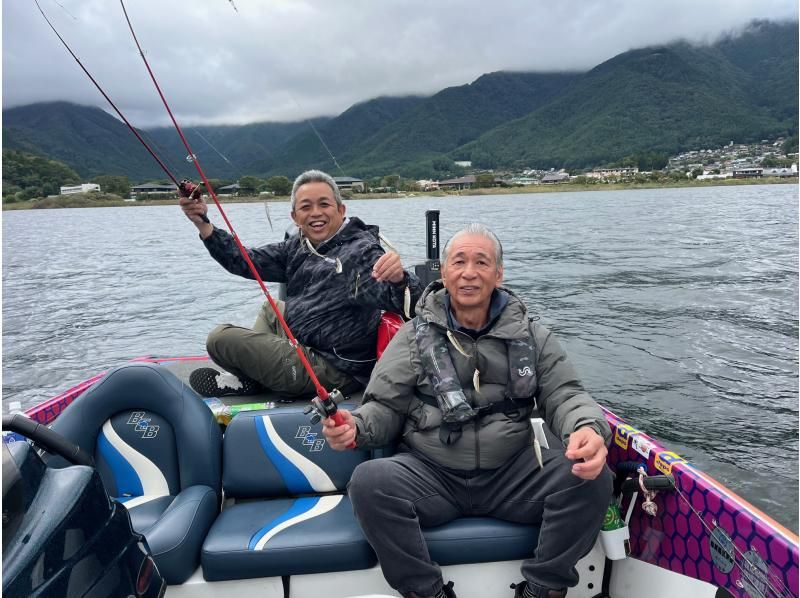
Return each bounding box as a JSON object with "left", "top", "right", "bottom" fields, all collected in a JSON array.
[{"left": 3, "top": 184, "right": 798, "bottom": 530}]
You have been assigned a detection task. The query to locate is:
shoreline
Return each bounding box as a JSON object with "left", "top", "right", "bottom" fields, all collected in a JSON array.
[{"left": 2, "top": 177, "right": 795, "bottom": 210}]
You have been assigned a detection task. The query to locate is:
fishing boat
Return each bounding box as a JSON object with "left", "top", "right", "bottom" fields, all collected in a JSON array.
[{"left": 3, "top": 212, "right": 797, "bottom": 598}]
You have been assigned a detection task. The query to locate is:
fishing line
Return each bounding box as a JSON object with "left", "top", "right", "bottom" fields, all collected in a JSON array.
[
  {"left": 287, "top": 90, "right": 346, "bottom": 176},
  {"left": 191, "top": 127, "right": 274, "bottom": 231},
  {"left": 34, "top": 0, "right": 182, "bottom": 190},
  {"left": 287, "top": 91, "right": 404, "bottom": 260},
  {"left": 118, "top": 0, "right": 335, "bottom": 405},
  {"left": 191, "top": 128, "right": 239, "bottom": 174},
  {"left": 53, "top": 0, "right": 77, "bottom": 20}
]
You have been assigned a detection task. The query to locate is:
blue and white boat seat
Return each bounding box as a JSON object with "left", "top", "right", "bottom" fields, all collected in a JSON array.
[
  {"left": 201, "top": 406, "right": 377, "bottom": 581},
  {"left": 50, "top": 363, "right": 222, "bottom": 584}
]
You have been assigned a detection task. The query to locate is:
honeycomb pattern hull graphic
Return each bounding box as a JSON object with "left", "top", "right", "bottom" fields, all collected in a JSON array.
[{"left": 605, "top": 408, "right": 798, "bottom": 598}]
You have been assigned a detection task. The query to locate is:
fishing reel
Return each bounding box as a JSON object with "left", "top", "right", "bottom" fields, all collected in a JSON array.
[
  {"left": 178, "top": 180, "right": 210, "bottom": 223},
  {"left": 178, "top": 179, "right": 203, "bottom": 200},
  {"left": 303, "top": 388, "right": 345, "bottom": 425}
]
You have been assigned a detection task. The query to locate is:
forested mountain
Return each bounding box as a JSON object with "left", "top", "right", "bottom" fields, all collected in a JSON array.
[
  {"left": 2, "top": 149, "right": 81, "bottom": 200},
  {"left": 3, "top": 20, "right": 796, "bottom": 181},
  {"left": 456, "top": 20, "right": 798, "bottom": 170},
  {"left": 142, "top": 119, "right": 321, "bottom": 180},
  {"left": 336, "top": 71, "right": 579, "bottom": 178},
  {"left": 2, "top": 102, "right": 314, "bottom": 180},
  {"left": 3, "top": 102, "right": 167, "bottom": 180},
  {"left": 259, "top": 95, "right": 427, "bottom": 176},
  {"left": 715, "top": 20, "right": 799, "bottom": 122}
]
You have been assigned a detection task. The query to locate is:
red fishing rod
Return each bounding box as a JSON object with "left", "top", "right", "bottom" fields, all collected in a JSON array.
[{"left": 117, "top": 0, "right": 349, "bottom": 430}]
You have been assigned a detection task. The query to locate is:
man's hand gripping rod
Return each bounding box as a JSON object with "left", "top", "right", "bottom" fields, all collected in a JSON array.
[{"left": 304, "top": 390, "right": 355, "bottom": 449}]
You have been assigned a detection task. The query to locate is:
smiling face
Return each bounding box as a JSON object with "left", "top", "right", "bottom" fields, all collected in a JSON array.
[
  {"left": 441, "top": 233, "right": 504, "bottom": 316},
  {"left": 291, "top": 181, "right": 346, "bottom": 245}
]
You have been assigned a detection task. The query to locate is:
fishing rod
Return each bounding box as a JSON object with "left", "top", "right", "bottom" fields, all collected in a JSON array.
[
  {"left": 117, "top": 0, "right": 346, "bottom": 422},
  {"left": 33, "top": 0, "right": 186, "bottom": 196}
]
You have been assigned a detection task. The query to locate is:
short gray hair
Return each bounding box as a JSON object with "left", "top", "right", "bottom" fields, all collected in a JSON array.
[
  {"left": 291, "top": 169, "right": 342, "bottom": 209},
  {"left": 442, "top": 223, "right": 504, "bottom": 269}
]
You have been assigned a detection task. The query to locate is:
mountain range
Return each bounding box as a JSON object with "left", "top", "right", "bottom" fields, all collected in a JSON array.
[{"left": 3, "top": 19, "right": 797, "bottom": 182}]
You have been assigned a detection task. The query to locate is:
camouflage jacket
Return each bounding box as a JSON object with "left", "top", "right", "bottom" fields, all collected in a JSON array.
[
  {"left": 202, "top": 217, "right": 423, "bottom": 376},
  {"left": 353, "top": 282, "right": 611, "bottom": 470}
]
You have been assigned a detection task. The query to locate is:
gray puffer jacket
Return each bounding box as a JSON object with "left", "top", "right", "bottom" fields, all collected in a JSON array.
[
  {"left": 353, "top": 281, "right": 611, "bottom": 470},
  {"left": 203, "top": 217, "right": 422, "bottom": 376}
]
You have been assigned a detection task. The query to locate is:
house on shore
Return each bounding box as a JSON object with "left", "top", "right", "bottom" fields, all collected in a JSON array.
[{"left": 541, "top": 172, "right": 570, "bottom": 184}]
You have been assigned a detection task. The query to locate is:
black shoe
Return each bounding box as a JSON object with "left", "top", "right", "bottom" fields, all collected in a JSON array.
[
  {"left": 189, "top": 367, "right": 262, "bottom": 397},
  {"left": 405, "top": 581, "right": 456, "bottom": 598},
  {"left": 510, "top": 581, "right": 566, "bottom": 598},
  {"left": 441, "top": 581, "right": 456, "bottom": 598}
]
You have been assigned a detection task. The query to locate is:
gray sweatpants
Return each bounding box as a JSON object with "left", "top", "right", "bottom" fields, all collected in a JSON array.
[
  {"left": 206, "top": 300, "right": 357, "bottom": 397},
  {"left": 348, "top": 436, "right": 613, "bottom": 597}
]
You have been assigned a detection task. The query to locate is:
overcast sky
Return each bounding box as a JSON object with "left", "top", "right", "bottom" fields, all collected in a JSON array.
[{"left": 3, "top": 0, "right": 797, "bottom": 128}]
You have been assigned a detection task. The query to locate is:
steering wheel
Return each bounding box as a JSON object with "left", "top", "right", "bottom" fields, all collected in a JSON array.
[{"left": 2, "top": 414, "right": 94, "bottom": 467}]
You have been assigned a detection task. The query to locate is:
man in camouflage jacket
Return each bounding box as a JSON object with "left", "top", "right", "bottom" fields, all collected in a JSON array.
[
  {"left": 180, "top": 169, "right": 422, "bottom": 397},
  {"left": 324, "top": 224, "right": 613, "bottom": 598}
]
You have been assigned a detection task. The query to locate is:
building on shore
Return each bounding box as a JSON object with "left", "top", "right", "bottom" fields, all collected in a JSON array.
[
  {"left": 438, "top": 175, "right": 476, "bottom": 190},
  {"left": 761, "top": 166, "right": 797, "bottom": 178},
  {"left": 732, "top": 166, "right": 763, "bottom": 179},
  {"left": 584, "top": 167, "right": 639, "bottom": 180},
  {"left": 60, "top": 183, "right": 101, "bottom": 195},
  {"left": 131, "top": 182, "right": 178, "bottom": 198},
  {"left": 333, "top": 176, "right": 365, "bottom": 192},
  {"left": 217, "top": 183, "right": 240, "bottom": 195},
  {"left": 417, "top": 179, "right": 440, "bottom": 191},
  {"left": 541, "top": 172, "right": 570, "bottom": 184}
]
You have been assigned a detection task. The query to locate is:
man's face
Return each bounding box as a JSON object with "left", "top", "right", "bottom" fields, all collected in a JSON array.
[
  {"left": 291, "top": 181, "right": 346, "bottom": 244},
  {"left": 441, "top": 233, "right": 503, "bottom": 313}
]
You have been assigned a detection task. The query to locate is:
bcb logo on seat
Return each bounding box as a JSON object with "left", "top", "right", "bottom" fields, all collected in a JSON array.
[
  {"left": 295, "top": 425, "right": 326, "bottom": 452},
  {"left": 126, "top": 411, "right": 160, "bottom": 439}
]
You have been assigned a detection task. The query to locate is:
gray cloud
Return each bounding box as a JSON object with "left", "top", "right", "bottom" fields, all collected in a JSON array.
[{"left": 3, "top": 0, "right": 797, "bottom": 127}]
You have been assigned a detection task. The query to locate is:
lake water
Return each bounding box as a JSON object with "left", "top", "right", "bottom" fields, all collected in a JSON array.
[{"left": 3, "top": 184, "right": 798, "bottom": 531}]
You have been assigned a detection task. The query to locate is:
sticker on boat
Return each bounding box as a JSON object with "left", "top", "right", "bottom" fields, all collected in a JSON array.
[{"left": 709, "top": 526, "right": 735, "bottom": 573}]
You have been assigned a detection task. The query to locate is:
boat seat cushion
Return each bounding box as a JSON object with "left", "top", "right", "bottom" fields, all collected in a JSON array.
[
  {"left": 125, "top": 485, "right": 219, "bottom": 584},
  {"left": 222, "top": 407, "right": 369, "bottom": 498},
  {"left": 203, "top": 406, "right": 376, "bottom": 580},
  {"left": 423, "top": 517, "right": 540, "bottom": 565},
  {"left": 201, "top": 495, "right": 376, "bottom": 581}
]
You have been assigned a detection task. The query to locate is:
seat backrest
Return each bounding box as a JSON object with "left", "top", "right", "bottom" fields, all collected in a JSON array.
[
  {"left": 223, "top": 406, "right": 369, "bottom": 499},
  {"left": 50, "top": 363, "right": 222, "bottom": 499},
  {"left": 376, "top": 311, "right": 405, "bottom": 359}
]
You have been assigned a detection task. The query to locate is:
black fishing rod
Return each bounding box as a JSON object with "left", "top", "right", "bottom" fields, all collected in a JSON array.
[{"left": 33, "top": 0, "right": 187, "bottom": 197}]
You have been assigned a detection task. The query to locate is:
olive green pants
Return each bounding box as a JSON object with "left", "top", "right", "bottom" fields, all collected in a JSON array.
[{"left": 206, "top": 301, "right": 356, "bottom": 397}]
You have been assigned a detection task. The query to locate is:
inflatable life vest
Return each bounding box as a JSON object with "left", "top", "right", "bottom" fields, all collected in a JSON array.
[{"left": 413, "top": 316, "right": 537, "bottom": 444}]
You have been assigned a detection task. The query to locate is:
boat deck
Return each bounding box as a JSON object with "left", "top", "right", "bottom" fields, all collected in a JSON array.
[{"left": 151, "top": 355, "right": 365, "bottom": 408}]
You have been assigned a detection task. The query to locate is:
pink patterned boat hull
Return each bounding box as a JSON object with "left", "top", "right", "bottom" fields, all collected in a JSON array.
[{"left": 605, "top": 410, "right": 798, "bottom": 598}]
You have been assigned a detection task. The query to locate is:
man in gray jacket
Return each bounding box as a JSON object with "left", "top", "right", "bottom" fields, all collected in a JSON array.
[{"left": 323, "top": 224, "right": 613, "bottom": 598}]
